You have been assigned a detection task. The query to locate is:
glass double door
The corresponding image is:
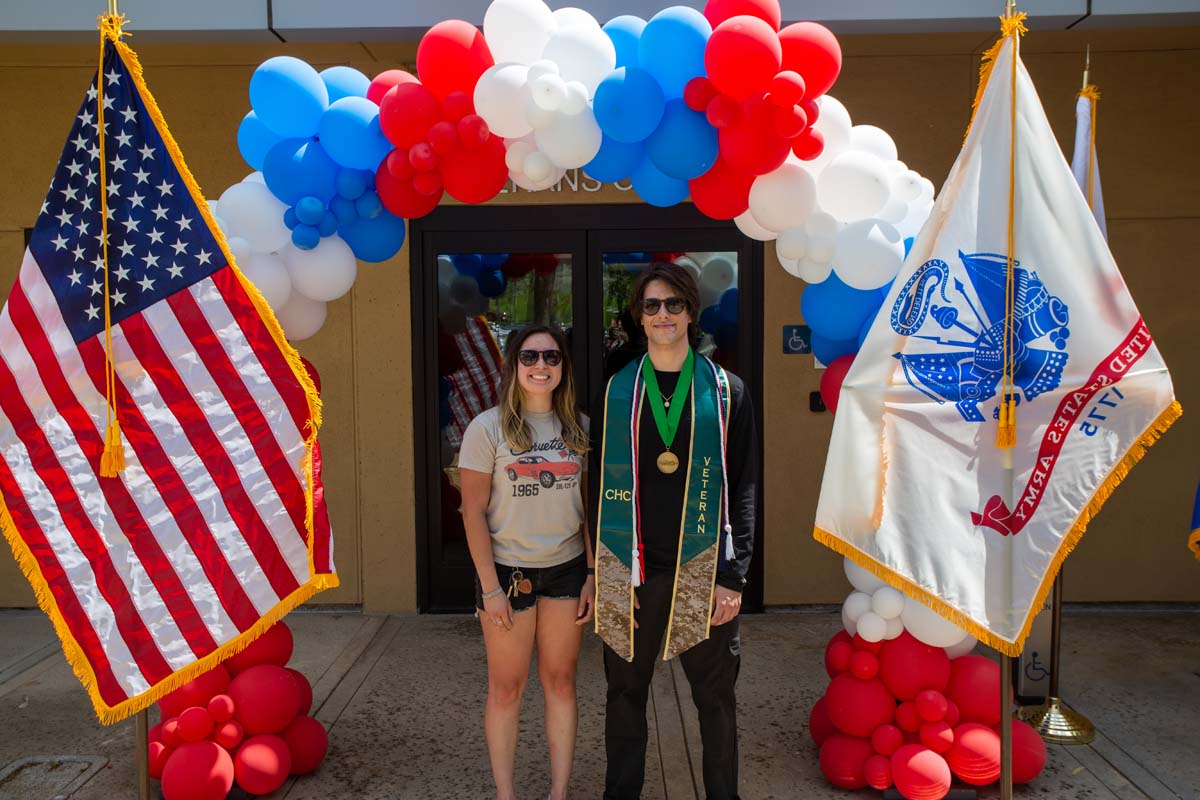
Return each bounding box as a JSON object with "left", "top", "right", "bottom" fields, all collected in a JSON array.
[{"left": 411, "top": 205, "right": 761, "bottom": 612}]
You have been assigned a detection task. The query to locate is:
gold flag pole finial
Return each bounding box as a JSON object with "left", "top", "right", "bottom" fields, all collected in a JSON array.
[{"left": 1082, "top": 45, "right": 1091, "bottom": 89}]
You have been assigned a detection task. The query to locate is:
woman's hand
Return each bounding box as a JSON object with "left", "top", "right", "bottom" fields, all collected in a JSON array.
[
  {"left": 576, "top": 575, "right": 596, "bottom": 625},
  {"left": 483, "top": 592, "right": 514, "bottom": 631}
]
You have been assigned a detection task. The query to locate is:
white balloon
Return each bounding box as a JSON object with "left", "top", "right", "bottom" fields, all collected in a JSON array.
[
  {"left": 844, "top": 558, "right": 885, "bottom": 594},
  {"left": 283, "top": 237, "right": 357, "bottom": 302},
  {"left": 525, "top": 92, "right": 556, "bottom": 129},
  {"left": 505, "top": 140, "right": 536, "bottom": 172},
  {"left": 843, "top": 591, "right": 872, "bottom": 623},
  {"left": 734, "top": 209, "right": 777, "bottom": 242},
  {"left": 206, "top": 198, "right": 222, "bottom": 222},
  {"left": 945, "top": 634, "right": 978, "bottom": 659},
  {"left": 878, "top": 197, "right": 910, "bottom": 224},
  {"left": 475, "top": 63, "right": 534, "bottom": 139},
  {"left": 834, "top": 218, "right": 905, "bottom": 290},
  {"left": 808, "top": 234, "right": 836, "bottom": 264},
  {"left": 216, "top": 181, "right": 291, "bottom": 254},
  {"left": 748, "top": 163, "right": 817, "bottom": 233},
  {"left": 527, "top": 59, "right": 560, "bottom": 82},
  {"left": 896, "top": 197, "right": 934, "bottom": 240},
  {"left": 510, "top": 166, "right": 564, "bottom": 191},
  {"left": 818, "top": 151, "right": 892, "bottom": 222},
  {"left": 225, "top": 236, "right": 253, "bottom": 266},
  {"left": 552, "top": 6, "right": 598, "bottom": 32},
  {"left": 871, "top": 586, "right": 905, "bottom": 620},
  {"left": 562, "top": 81, "right": 590, "bottom": 114},
  {"left": 806, "top": 211, "right": 840, "bottom": 238},
  {"left": 275, "top": 291, "right": 327, "bottom": 341},
  {"left": 243, "top": 171, "right": 266, "bottom": 184},
  {"left": 883, "top": 616, "right": 904, "bottom": 640},
  {"left": 698, "top": 256, "right": 736, "bottom": 293},
  {"left": 900, "top": 597, "right": 970, "bottom": 648},
  {"left": 886, "top": 160, "right": 908, "bottom": 175},
  {"left": 917, "top": 177, "right": 936, "bottom": 201},
  {"left": 541, "top": 26, "right": 616, "bottom": 96},
  {"left": 484, "top": 0, "right": 556, "bottom": 65},
  {"left": 794, "top": 257, "right": 833, "bottom": 284},
  {"left": 523, "top": 151, "right": 553, "bottom": 182},
  {"left": 850, "top": 124, "right": 899, "bottom": 162},
  {"left": 856, "top": 611, "right": 887, "bottom": 643},
  {"left": 534, "top": 108, "right": 602, "bottom": 169},
  {"left": 814, "top": 95, "right": 852, "bottom": 155},
  {"left": 891, "top": 169, "right": 924, "bottom": 203},
  {"left": 463, "top": 289, "right": 490, "bottom": 317},
  {"left": 437, "top": 254, "right": 456, "bottom": 287},
  {"left": 530, "top": 73, "right": 568, "bottom": 111},
  {"left": 449, "top": 274, "right": 480, "bottom": 306},
  {"left": 778, "top": 255, "right": 802, "bottom": 279},
  {"left": 776, "top": 228, "right": 809, "bottom": 262},
  {"left": 841, "top": 604, "right": 857, "bottom": 636},
  {"left": 675, "top": 255, "right": 702, "bottom": 282},
  {"left": 239, "top": 252, "right": 292, "bottom": 312}
]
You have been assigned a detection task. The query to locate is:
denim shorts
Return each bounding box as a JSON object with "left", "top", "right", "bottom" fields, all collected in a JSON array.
[{"left": 474, "top": 554, "right": 587, "bottom": 613}]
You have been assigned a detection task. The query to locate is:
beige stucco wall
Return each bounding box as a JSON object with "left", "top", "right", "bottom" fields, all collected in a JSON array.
[{"left": 0, "top": 25, "right": 1196, "bottom": 610}]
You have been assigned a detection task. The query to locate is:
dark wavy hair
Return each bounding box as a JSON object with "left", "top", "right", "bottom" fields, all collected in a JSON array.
[{"left": 630, "top": 261, "right": 701, "bottom": 347}]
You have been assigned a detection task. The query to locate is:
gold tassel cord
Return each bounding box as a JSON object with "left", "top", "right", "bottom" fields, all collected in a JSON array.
[
  {"left": 1079, "top": 84, "right": 1101, "bottom": 211},
  {"left": 995, "top": 9, "right": 1025, "bottom": 449}
]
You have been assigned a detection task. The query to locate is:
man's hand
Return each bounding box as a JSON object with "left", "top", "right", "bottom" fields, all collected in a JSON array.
[{"left": 711, "top": 584, "right": 742, "bottom": 626}]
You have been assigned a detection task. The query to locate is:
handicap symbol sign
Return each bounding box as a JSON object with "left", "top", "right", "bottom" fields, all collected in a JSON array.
[{"left": 782, "top": 325, "right": 812, "bottom": 355}]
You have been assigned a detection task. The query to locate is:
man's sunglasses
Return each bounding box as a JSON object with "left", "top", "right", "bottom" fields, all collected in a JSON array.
[
  {"left": 639, "top": 296, "right": 688, "bottom": 316},
  {"left": 517, "top": 349, "right": 563, "bottom": 367}
]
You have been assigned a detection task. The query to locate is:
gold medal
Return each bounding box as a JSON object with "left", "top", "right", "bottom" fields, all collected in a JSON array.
[{"left": 656, "top": 450, "right": 680, "bottom": 474}]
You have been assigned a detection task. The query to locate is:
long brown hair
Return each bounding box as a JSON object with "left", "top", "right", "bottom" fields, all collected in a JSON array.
[{"left": 498, "top": 324, "right": 589, "bottom": 455}]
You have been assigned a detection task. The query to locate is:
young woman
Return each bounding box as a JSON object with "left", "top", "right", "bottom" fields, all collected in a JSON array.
[{"left": 459, "top": 324, "right": 595, "bottom": 800}]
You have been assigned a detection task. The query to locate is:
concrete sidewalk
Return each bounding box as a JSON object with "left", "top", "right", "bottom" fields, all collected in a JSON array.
[{"left": 0, "top": 608, "right": 1196, "bottom": 800}]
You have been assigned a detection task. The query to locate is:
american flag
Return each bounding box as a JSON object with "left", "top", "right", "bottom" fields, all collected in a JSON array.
[
  {"left": 0, "top": 36, "right": 336, "bottom": 723},
  {"left": 446, "top": 317, "right": 502, "bottom": 447}
]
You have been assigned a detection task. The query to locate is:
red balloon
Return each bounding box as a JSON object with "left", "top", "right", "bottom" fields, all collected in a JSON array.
[
  {"left": 703, "top": 0, "right": 782, "bottom": 30},
  {"left": 214, "top": 720, "right": 244, "bottom": 751},
  {"left": 871, "top": 723, "right": 904, "bottom": 756},
  {"left": 946, "top": 655, "right": 1006, "bottom": 726},
  {"left": 879, "top": 631, "right": 952, "bottom": 701},
  {"left": 920, "top": 720, "right": 955, "bottom": 754},
  {"left": 705, "top": 16, "right": 782, "bottom": 101},
  {"left": 162, "top": 717, "right": 184, "bottom": 749},
  {"left": 705, "top": 94, "right": 741, "bottom": 129},
  {"left": 947, "top": 723, "right": 1001, "bottom": 785},
  {"left": 229, "top": 664, "right": 302, "bottom": 735},
  {"left": 943, "top": 699, "right": 961, "bottom": 727},
  {"left": 428, "top": 121, "right": 459, "bottom": 156},
  {"left": 417, "top": 20, "right": 494, "bottom": 101},
  {"left": 367, "top": 69, "right": 418, "bottom": 106},
  {"left": 772, "top": 103, "right": 808, "bottom": 139},
  {"left": 808, "top": 696, "right": 837, "bottom": 746},
  {"left": 686, "top": 155, "right": 748, "bottom": 220},
  {"left": 819, "top": 354, "right": 854, "bottom": 415},
  {"left": 409, "top": 142, "right": 439, "bottom": 172},
  {"left": 851, "top": 634, "right": 883, "bottom": 654},
  {"left": 440, "top": 135, "right": 508, "bottom": 204},
  {"left": 824, "top": 636, "right": 853, "bottom": 678},
  {"left": 891, "top": 744, "right": 952, "bottom": 800},
  {"left": 684, "top": 77, "right": 717, "bottom": 112},
  {"left": 457, "top": 114, "right": 491, "bottom": 149},
  {"left": 282, "top": 715, "right": 329, "bottom": 775},
  {"left": 385, "top": 148, "right": 417, "bottom": 181},
  {"left": 916, "top": 689, "right": 949, "bottom": 722},
  {"left": 819, "top": 733, "right": 874, "bottom": 789},
  {"left": 896, "top": 701, "right": 922, "bottom": 733},
  {"left": 768, "top": 70, "right": 807, "bottom": 106},
  {"left": 742, "top": 91, "right": 774, "bottom": 126},
  {"left": 234, "top": 734, "right": 292, "bottom": 796},
  {"left": 801, "top": 98, "right": 820, "bottom": 123},
  {"left": 208, "top": 694, "right": 235, "bottom": 724},
  {"left": 148, "top": 723, "right": 163, "bottom": 744},
  {"left": 532, "top": 253, "right": 560, "bottom": 275},
  {"left": 226, "top": 622, "right": 294, "bottom": 675},
  {"left": 791, "top": 127, "right": 824, "bottom": 161},
  {"left": 149, "top": 742, "right": 173, "bottom": 780},
  {"left": 380, "top": 82, "right": 441, "bottom": 149},
  {"left": 849, "top": 650, "right": 879, "bottom": 680},
  {"left": 178, "top": 706, "right": 214, "bottom": 743},
  {"left": 377, "top": 164, "right": 442, "bottom": 219},
  {"left": 441, "top": 91, "right": 475, "bottom": 123},
  {"left": 1012, "top": 719, "right": 1048, "bottom": 783},
  {"left": 412, "top": 170, "right": 445, "bottom": 197},
  {"left": 779, "top": 22, "right": 843, "bottom": 99},
  {"left": 824, "top": 674, "right": 895, "bottom": 738},
  {"left": 298, "top": 356, "right": 321, "bottom": 394},
  {"left": 160, "top": 665, "right": 231, "bottom": 719},
  {"left": 286, "top": 668, "right": 314, "bottom": 716},
  {"left": 161, "top": 741, "right": 234, "bottom": 800},
  {"left": 864, "top": 753, "right": 892, "bottom": 790},
  {"left": 501, "top": 254, "right": 535, "bottom": 279},
  {"left": 719, "top": 119, "right": 789, "bottom": 175}
]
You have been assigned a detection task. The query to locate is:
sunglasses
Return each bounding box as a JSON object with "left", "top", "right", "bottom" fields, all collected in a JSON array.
[
  {"left": 517, "top": 349, "right": 562, "bottom": 367},
  {"left": 640, "top": 296, "right": 688, "bottom": 316}
]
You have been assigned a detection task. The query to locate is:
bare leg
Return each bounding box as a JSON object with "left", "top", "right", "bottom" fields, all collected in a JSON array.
[
  {"left": 536, "top": 597, "right": 585, "bottom": 800},
  {"left": 482, "top": 607, "right": 538, "bottom": 800}
]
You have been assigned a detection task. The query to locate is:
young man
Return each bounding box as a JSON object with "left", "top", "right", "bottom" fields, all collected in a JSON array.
[{"left": 590, "top": 262, "right": 758, "bottom": 800}]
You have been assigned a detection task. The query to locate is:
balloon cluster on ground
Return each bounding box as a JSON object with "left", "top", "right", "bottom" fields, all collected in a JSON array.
[
  {"left": 811, "top": 560, "right": 1047, "bottom": 798},
  {"left": 148, "top": 621, "right": 328, "bottom": 800}
]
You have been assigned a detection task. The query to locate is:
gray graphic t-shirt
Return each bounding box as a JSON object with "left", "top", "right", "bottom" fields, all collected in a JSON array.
[{"left": 459, "top": 407, "right": 587, "bottom": 568}]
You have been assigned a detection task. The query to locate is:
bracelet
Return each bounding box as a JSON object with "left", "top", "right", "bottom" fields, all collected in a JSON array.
[
  {"left": 480, "top": 587, "right": 504, "bottom": 600},
  {"left": 585, "top": 567, "right": 595, "bottom": 576}
]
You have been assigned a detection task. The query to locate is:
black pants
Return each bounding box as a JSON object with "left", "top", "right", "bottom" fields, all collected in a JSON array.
[{"left": 602, "top": 572, "right": 741, "bottom": 800}]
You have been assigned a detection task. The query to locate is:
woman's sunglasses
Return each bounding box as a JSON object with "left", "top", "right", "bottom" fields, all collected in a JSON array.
[
  {"left": 517, "top": 349, "right": 563, "bottom": 367},
  {"left": 640, "top": 296, "right": 688, "bottom": 316}
]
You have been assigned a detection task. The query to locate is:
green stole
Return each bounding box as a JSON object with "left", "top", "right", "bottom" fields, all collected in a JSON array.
[{"left": 594, "top": 352, "right": 731, "bottom": 661}]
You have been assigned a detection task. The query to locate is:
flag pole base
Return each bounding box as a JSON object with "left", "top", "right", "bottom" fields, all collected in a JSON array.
[{"left": 1017, "top": 696, "right": 1095, "bottom": 744}]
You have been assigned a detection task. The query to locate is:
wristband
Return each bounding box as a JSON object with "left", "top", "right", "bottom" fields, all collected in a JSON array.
[
  {"left": 481, "top": 587, "right": 504, "bottom": 600},
  {"left": 585, "top": 567, "right": 595, "bottom": 576}
]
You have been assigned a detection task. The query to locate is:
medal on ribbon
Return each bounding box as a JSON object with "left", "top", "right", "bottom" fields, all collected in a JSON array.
[{"left": 641, "top": 349, "right": 694, "bottom": 474}]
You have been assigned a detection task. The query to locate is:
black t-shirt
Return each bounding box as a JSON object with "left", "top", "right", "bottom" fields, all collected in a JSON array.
[{"left": 589, "top": 364, "right": 758, "bottom": 591}]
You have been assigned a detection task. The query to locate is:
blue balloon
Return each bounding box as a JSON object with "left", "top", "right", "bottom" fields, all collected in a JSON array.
[
  {"left": 250, "top": 56, "right": 329, "bottom": 139},
  {"left": 262, "top": 138, "right": 339, "bottom": 205},
  {"left": 355, "top": 190, "right": 383, "bottom": 220},
  {"left": 481, "top": 254, "right": 508, "bottom": 270},
  {"left": 476, "top": 269, "right": 508, "bottom": 299},
  {"left": 638, "top": 7, "right": 711, "bottom": 100},
  {"left": 594, "top": 68, "right": 665, "bottom": 144},
  {"left": 320, "top": 66, "right": 370, "bottom": 103},
  {"left": 292, "top": 224, "right": 321, "bottom": 250},
  {"left": 719, "top": 287, "right": 739, "bottom": 319},
  {"left": 630, "top": 156, "right": 689, "bottom": 208},
  {"left": 857, "top": 308, "right": 880, "bottom": 349},
  {"left": 812, "top": 334, "right": 860, "bottom": 365},
  {"left": 584, "top": 136, "right": 644, "bottom": 183},
  {"left": 903, "top": 237, "right": 915, "bottom": 258},
  {"left": 295, "top": 195, "right": 326, "bottom": 226},
  {"left": 283, "top": 207, "right": 300, "bottom": 230},
  {"left": 336, "top": 169, "right": 372, "bottom": 200},
  {"left": 318, "top": 211, "right": 339, "bottom": 237},
  {"left": 646, "top": 99, "right": 717, "bottom": 180},
  {"left": 715, "top": 321, "right": 738, "bottom": 351},
  {"left": 318, "top": 97, "right": 392, "bottom": 171},
  {"left": 800, "top": 273, "right": 885, "bottom": 341},
  {"left": 452, "top": 253, "right": 484, "bottom": 277},
  {"left": 338, "top": 210, "right": 407, "bottom": 263},
  {"left": 604, "top": 15, "right": 646, "bottom": 70},
  {"left": 237, "top": 112, "right": 283, "bottom": 171},
  {"left": 699, "top": 305, "right": 722, "bottom": 334},
  {"left": 330, "top": 195, "right": 358, "bottom": 225}
]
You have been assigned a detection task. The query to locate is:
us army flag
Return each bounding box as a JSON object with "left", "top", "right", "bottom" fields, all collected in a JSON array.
[{"left": 814, "top": 20, "right": 1179, "bottom": 655}]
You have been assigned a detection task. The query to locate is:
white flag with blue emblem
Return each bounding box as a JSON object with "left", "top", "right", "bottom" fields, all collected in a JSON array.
[{"left": 813, "top": 20, "right": 1179, "bottom": 655}]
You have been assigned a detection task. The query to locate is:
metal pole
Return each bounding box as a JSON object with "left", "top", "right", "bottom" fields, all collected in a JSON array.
[
  {"left": 1048, "top": 572, "right": 1063, "bottom": 696},
  {"left": 136, "top": 709, "right": 151, "bottom": 800}
]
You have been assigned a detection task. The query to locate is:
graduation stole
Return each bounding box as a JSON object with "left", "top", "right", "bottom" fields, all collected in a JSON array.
[{"left": 594, "top": 351, "right": 732, "bottom": 661}]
